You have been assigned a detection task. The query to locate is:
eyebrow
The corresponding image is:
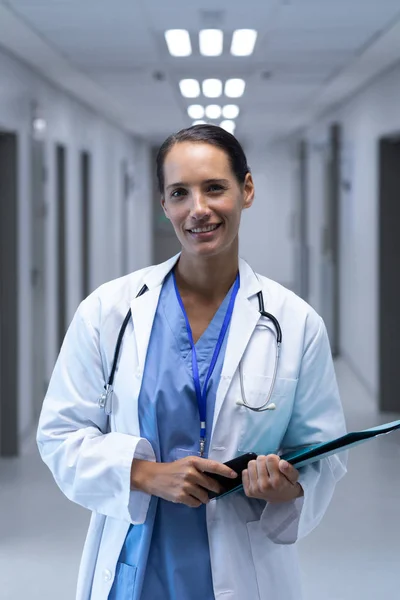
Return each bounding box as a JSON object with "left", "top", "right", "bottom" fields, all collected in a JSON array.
[{"left": 166, "top": 178, "right": 230, "bottom": 190}]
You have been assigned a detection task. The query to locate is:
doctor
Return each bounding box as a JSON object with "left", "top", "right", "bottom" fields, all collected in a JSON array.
[{"left": 37, "top": 124, "right": 347, "bottom": 600}]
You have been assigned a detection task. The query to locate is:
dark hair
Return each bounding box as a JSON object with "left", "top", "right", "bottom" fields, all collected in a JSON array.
[{"left": 156, "top": 124, "right": 251, "bottom": 194}]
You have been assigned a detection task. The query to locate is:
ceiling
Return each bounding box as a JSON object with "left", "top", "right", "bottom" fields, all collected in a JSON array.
[{"left": 1, "top": 0, "right": 400, "bottom": 145}]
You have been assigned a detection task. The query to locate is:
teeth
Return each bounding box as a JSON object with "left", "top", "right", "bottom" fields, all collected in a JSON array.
[{"left": 191, "top": 224, "right": 219, "bottom": 233}]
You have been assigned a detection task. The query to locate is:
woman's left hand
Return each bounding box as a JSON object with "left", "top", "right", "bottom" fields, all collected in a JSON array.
[{"left": 242, "top": 455, "right": 304, "bottom": 503}]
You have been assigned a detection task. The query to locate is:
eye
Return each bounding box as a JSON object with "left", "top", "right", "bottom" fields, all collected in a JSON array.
[
  {"left": 171, "top": 188, "right": 187, "bottom": 199},
  {"left": 207, "top": 183, "right": 226, "bottom": 193}
]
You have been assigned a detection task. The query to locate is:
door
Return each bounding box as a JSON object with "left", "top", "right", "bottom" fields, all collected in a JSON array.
[
  {"left": 151, "top": 147, "right": 180, "bottom": 263},
  {"left": 320, "top": 124, "right": 341, "bottom": 356},
  {"left": 0, "top": 132, "right": 18, "bottom": 456},
  {"left": 56, "top": 144, "right": 67, "bottom": 348},
  {"left": 31, "top": 137, "right": 47, "bottom": 420},
  {"left": 81, "top": 150, "right": 91, "bottom": 298},
  {"left": 121, "top": 159, "right": 130, "bottom": 276},
  {"left": 379, "top": 137, "right": 400, "bottom": 412},
  {"left": 293, "top": 140, "right": 309, "bottom": 300}
]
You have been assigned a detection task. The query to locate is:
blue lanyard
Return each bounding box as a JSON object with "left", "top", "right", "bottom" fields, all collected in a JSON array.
[{"left": 173, "top": 272, "right": 240, "bottom": 456}]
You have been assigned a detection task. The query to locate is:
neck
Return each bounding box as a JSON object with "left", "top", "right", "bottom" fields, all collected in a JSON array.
[{"left": 175, "top": 243, "right": 239, "bottom": 301}]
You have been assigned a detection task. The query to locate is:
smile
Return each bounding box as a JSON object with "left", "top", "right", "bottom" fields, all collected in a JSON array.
[{"left": 188, "top": 223, "right": 222, "bottom": 234}]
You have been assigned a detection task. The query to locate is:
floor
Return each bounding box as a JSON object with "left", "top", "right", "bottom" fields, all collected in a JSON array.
[{"left": 0, "top": 359, "right": 399, "bottom": 600}]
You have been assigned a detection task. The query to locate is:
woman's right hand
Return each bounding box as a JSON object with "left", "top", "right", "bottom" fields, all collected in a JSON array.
[{"left": 131, "top": 457, "right": 238, "bottom": 507}]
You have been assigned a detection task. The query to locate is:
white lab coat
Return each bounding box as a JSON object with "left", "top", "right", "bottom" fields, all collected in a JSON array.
[{"left": 37, "top": 255, "right": 347, "bottom": 600}]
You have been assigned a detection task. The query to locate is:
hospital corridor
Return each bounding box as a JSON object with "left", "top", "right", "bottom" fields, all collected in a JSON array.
[{"left": 1, "top": 1, "right": 400, "bottom": 599}]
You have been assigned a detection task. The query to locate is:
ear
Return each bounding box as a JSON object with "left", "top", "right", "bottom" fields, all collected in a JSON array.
[
  {"left": 161, "top": 195, "right": 170, "bottom": 219},
  {"left": 242, "top": 172, "right": 255, "bottom": 210}
]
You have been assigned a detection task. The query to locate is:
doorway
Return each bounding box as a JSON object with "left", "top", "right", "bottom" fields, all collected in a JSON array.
[
  {"left": 56, "top": 144, "right": 67, "bottom": 348},
  {"left": 378, "top": 137, "right": 400, "bottom": 412},
  {"left": 81, "top": 150, "right": 91, "bottom": 299},
  {"left": 121, "top": 159, "right": 130, "bottom": 276},
  {"left": 0, "top": 132, "right": 18, "bottom": 456},
  {"left": 320, "top": 123, "right": 341, "bottom": 357},
  {"left": 151, "top": 147, "right": 180, "bottom": 263},
  {"left": 293, "top": 140, "right": 309, "bottom": 301},
  {"left": 31, "top": 137, "right": 47, "bottom": 420}
]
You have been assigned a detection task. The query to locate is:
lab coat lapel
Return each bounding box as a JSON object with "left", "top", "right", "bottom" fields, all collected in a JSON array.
[
  {"left": 130, "top": 253, "right": 180, "bottom": 373},
  {"left": 130, "top": 287, "right": 161, "bottom": 374},
  {"left": 212, "top": 261, "right": 262, "bottom": 433}
]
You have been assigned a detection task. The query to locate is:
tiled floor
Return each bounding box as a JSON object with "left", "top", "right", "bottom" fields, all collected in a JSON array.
[{"left": 0, "top": 359, "right": 399, "bottom": 599}]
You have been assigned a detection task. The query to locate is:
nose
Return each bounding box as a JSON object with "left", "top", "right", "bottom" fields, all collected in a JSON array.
[{"left": 190, "top": 190, "right": 210, "bottom": 220}]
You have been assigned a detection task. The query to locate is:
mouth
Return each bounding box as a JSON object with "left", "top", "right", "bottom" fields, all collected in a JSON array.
[{"left": 187, "top": 223, "right": 223, "bottom": 235}]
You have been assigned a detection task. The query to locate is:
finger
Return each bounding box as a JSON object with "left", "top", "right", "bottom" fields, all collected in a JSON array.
[
  {"left": 184, "top": 483, "right": 210, "bottom": 506},
  {"left": 195, "top": 472, "right": 224, "bottom": 495},
  {"left": 174, "top": 486, "right": 203, "bottom": 508},
  {"left": 247, "top": 459, "right": 259, "bottom": 495},
  {"left": 242, "top": 468, "right": 251, "bottom": 496},
  {"left": 183, "top": 495, "right": 203, "bottom": 508},
  {"left": 266, "top": 455, "right": 282, "bottom": 487},
  {"left": 255, "top": 455, "right": 270, "bottom": 493},
  {"left": 278, "top": 460, "right": 299, "bottom": 486},
  {"left": 196, "top": 457, "right": 238, "bottom": 479}
]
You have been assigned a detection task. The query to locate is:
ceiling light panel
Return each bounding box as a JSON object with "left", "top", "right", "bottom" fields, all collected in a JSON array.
[
  {"left": 222, "top": 105, "right": 240, "bottom": 119},
  {"left": 188, "top": 105, "right": 205, "bottom": 119},
  {"left": 179, "top": 79, "right": 200, "bottom": 98},
  {"left": 225, "top": 79, "right": 246, "bottom": 98},
  {"left": 205, "top": 105, "right": 222, "bottom": 119},
  {"left": 231, "top": 29, "right": 257, "bottom": 56},
  {"left": 202, "top": 79, "right": 222, "bottom": 98},
  {"left": 199, "top": 29, "right": 223, "bottom": 57},
  {"left": 165, "top": 30, "right": 192, "bottom": 57},
  {"left": 220, "top": 120, "right": 236, "bottom": 134},
  {"left": 192, "top": 120, "right": 207, "bottom": 125}
]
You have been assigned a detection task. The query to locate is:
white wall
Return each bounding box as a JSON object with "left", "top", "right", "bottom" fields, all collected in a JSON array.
[
  {"left": 303, "top": 61, "right": 400, "bottom": 399},
  {"left": 0, "top": 47, "right": 153, "bottom": 445},
  {"left": 240, "top": 60, "right": 400, "bottom": 402},
  {"left": 240, "top": 142, "right": 295, "bottom": 288}
]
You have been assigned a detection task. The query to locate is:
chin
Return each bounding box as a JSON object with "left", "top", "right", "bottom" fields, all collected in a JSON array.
[{"left": 184, "top": 242, "right": 233, "bottom": 261}]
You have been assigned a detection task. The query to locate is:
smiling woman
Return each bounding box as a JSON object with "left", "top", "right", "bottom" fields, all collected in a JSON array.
[{"left": 37, "top": 124, "right": 347, "bottom": 600}]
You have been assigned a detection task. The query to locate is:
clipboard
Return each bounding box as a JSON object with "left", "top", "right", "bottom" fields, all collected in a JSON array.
[
  {"left": 213, "top": 419, "right": 400, "bottom": 500},
  {"left": 281, "top": 419, "right": 400, "bottom": 467}
]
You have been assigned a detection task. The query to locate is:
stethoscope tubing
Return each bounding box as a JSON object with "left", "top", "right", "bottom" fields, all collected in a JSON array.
[{"left": 98, "top": 284, "right": 282, "bottom": 415}]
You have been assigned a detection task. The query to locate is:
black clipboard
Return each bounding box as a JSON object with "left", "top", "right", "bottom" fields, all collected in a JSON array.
[{"left": 213, "top": 419, "right": 400, "bottom": 500}]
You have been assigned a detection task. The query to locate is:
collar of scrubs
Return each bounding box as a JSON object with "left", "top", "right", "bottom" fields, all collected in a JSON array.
[
  {"left": 139, "top": 253, "right": 262, "bottom": 301},
  {"left": 172, "top": 272, "right": 240, "bottom": 456}
]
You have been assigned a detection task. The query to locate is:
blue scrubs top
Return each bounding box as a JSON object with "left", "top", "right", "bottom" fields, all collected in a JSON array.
[{"left": 109, "top": 271, "right": 234, "bottom": 600}]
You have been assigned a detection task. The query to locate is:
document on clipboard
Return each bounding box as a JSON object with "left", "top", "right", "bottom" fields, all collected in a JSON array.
[{"left": 213, "top": 419, "right": 400, "bottom": 500}]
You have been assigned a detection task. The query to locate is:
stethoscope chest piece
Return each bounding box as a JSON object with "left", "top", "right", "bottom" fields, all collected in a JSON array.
[{"left": 98, "top": 384, "right": 114, "bottom": 415}]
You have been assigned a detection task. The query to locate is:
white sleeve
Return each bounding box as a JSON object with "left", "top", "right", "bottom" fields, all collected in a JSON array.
[
  {"left": 36, "top": 298, "right": 156, "bottom": 524},
  {"left": 260, "top": 315, "right": 347, "bottom": 544}
]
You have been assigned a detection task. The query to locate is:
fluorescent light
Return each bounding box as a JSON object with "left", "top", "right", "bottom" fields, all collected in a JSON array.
[
  {"left": 192, "top": 120, "right": 206, "bottom": 125},
  {"left": 220, "top": 120, "right": 236, "bottom": 134},
  {"left": 225, "top": 78, "right": 246, "bottom": 98},
  {"left": 231, "top": 29, "right": 257, "bottom": 56},
  {"left": 188, "top": 105, "right": 205, "bottom": 119},
  {"left": 165, "top": 30, "right": 192, "bottom": 57},
  {"left": 33, "top": 118, "right": 47, "bottom": 133},
  {"left": 179, "top": 79, "right": 200, "bottom": 98},
  {"left": 205, "top": 105, "right": 222, "bottom": 119},
  {"left": 202, "top": 79, "right": 222, "bottom": 98},
  {"left": 199, "top": 29, "right": 223, "bottom": 57},
  {"left": 222, "top": 105, "right": 240, "bottom": 119}
]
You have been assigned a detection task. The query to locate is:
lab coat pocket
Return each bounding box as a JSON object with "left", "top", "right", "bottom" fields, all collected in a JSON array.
[
  {"left": 246, "top": 520, "right": 300, "bottom": 600},
  {"left": 108, "top": 562, "right": 137, "bottom": 600},
  {"left": 237, "top": 376, "right": 298, "bottom": 455}
]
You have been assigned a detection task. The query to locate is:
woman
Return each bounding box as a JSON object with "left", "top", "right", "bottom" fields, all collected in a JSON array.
[{"left": 37, "top": 124, "right": 347, "bottom": 600}]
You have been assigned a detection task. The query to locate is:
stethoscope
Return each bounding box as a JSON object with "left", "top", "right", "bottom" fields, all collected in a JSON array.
[{"left": 98, "top": 282, "right": 282, "bottom": 416}]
